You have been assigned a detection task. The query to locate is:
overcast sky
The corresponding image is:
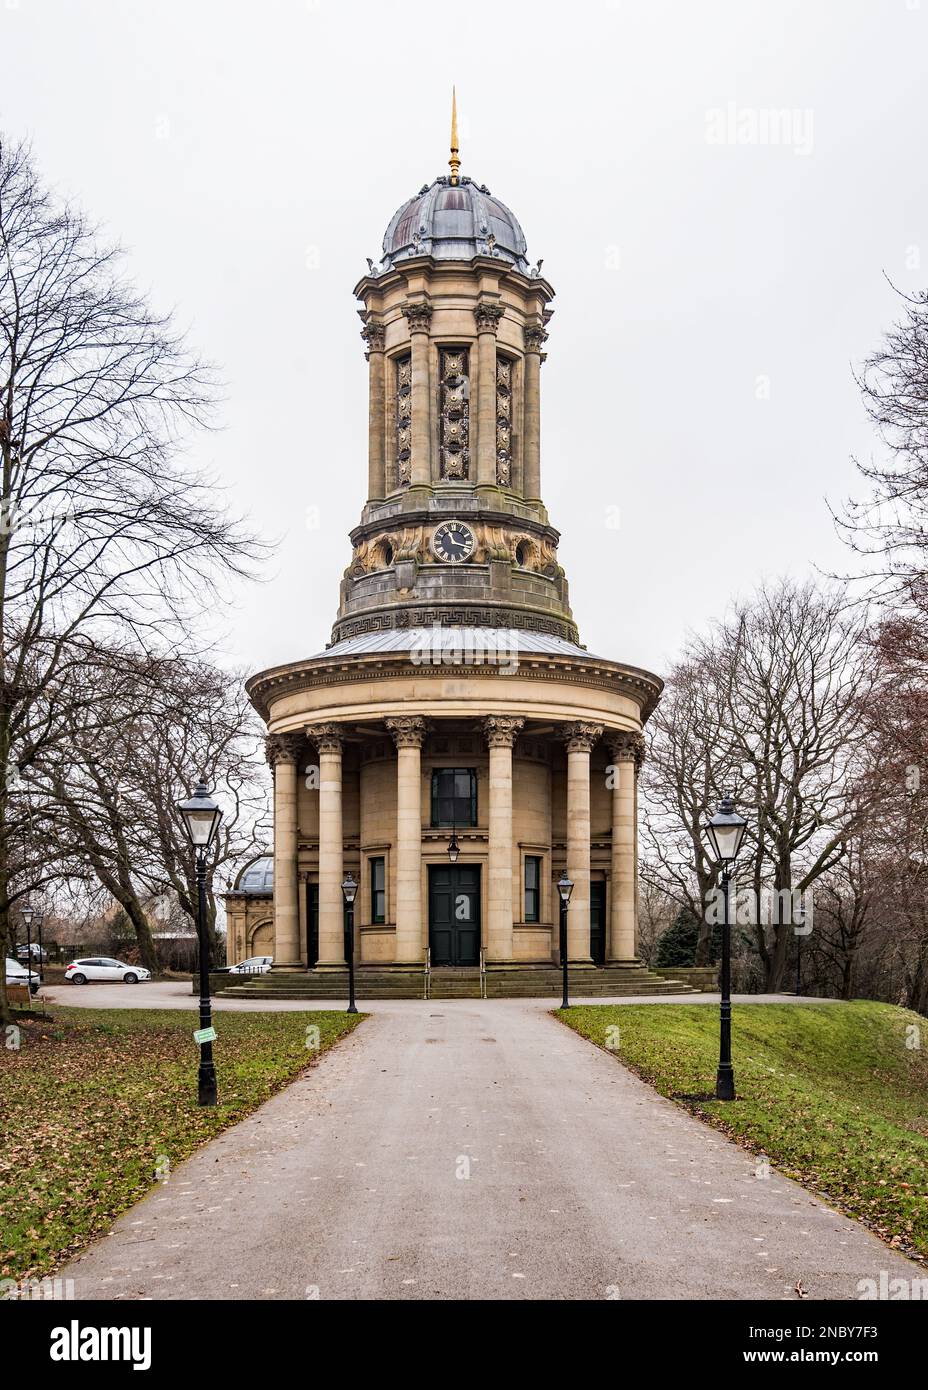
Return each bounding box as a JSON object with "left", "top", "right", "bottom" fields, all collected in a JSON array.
[{"left": 2, "top": 0, "right": 925, "bottom": 680}]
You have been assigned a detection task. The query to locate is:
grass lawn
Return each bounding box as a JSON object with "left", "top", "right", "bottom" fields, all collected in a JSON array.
[
  {"left": 0, "top": 1005, "right": 363, "bottom": 1282},
  {"left": 558, "top": 1001, "right": 928, "bottom": 1261}
]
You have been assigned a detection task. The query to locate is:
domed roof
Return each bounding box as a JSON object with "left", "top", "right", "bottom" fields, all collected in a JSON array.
[
  {"left": 381, "top": 176, "right": 530, "bottom": 273},
  {"left": 235, "top": 855, "right": 273, "bottom": 894}
]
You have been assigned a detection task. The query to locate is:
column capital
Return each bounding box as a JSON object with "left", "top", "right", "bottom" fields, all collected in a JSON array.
[
  {"left": 482, "top": 714, "right": 524, "bottom": 748},
  {"left": 524, "top": 324, "right": 549, "bottom": 354},
  {"left": 561, "top": 720, "right": 603, "bottom": 754},
  {"left": 360, "top": 318, "right": 386, "bottom": 355},
  {"left": 265, "top": 732, "right": 302, "bottom": 768},
  {"left": 474, "top": 301, "right": 504, "bottom": 335},
  {"left": 385, "top": 715, "right": 428, "bottom": 749},
  {"left": 307, "top": 722, "right": 345, "bottom": 755},
  {"left": 608, "top": 730, "right": 646, "bottom": 771},
  {"left": 402, "top": 302, "right": 433, "bottom": 333}
]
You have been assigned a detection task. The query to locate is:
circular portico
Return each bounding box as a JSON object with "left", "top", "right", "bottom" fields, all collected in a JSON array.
[{"left": 246, "top": 632, "right": 657, "bottom": 978}]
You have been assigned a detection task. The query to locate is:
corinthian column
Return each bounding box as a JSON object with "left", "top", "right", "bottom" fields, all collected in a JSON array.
[
  {"left": 483, "top": 715, "right": 524, "bottom": 963},
  {"left": 608, "top": 732, "right": 645, "bottom": 962},
  {"left": 475, "top": 302, "right": 504, "bottom": 487},
  {"left": 386, "top": 716, "right": 427, "bottom": 964},
  {"left": 562, "top": 721, "right": 603, "bottom": 963},
  {"left": 361, "top": 319, "right": 386, "bottom": 501},
  {"left": 309, "top": 723, "right": 346, "bottom": 967},
  {"left": 402, "top": 303, "right": 432, "bottom": 487},
  {"left": 266, "top": 733, "right": 303, "bottom": 968},
  {"left": 523, "top": 324, "right": 548, "bottom": 501}
]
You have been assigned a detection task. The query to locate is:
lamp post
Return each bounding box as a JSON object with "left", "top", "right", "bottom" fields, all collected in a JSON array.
[
  {"left": 36, "top": 912, "right": 44, "bottom": 983},
  {"left": 557, "top": 872, "right": 574, "bottom": 1009},
  {"left": 177, "top": 780, "right": 223, "bottom": 1107},
  {"left": 704, "top": 795, "right": 748, "bottom": 1101},
  {"left": 795, "top": 902, "right": 806, "bottom": 996},
  {"left": 21, "top": 906, "right": 33, "bottom": 978},
  {"left": 341, "top": 871, "right": 358, "bottom": 1014}
]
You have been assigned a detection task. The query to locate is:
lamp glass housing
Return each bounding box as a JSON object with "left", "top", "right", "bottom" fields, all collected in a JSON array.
[
  {"left": 177, "top": 782, "right": 223, "bottom": 849},
  {"left": 341, "top": 871, "right": 358, "bottom": 906}
]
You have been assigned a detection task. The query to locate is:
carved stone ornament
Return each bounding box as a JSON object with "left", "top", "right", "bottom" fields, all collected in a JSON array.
[
  {"left": 483, "top": 715, "right": 525, "bottom": 748},
  {"left": 385, "top": 715, "right": 428, "bottom": 749},
  {"left": 609, "top": 730, "right": 646, "bottom": 771},
  {"left": 561, "top": 721, "right": 603, "bottom": 754},
  {"left": 474, "top": 302, "right": 504, "bottom": 334},
  {"left": 402, "top": 303, "right": 433, "bottom": 333},
  {"left": 265, "top": 733, "right": 303, "bottom": 767},
  {"left": 524, "top": 325, "right": 549, "bottom": 354},
  {"left": 306, "top": 722, "right": 345, "bottom": 755},
  {"left": 361, "top": 320, "right": 386, "bottom": 353}
]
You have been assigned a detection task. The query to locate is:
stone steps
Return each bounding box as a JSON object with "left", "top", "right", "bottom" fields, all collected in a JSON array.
[{"left": 215, "top": 964, "right": 694, "bottom": 1001}]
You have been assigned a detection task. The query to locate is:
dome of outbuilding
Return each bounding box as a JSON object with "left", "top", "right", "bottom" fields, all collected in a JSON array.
[
  {"left": 380, "top": 176, "right": 530, "bottom": 273},
  {"left": 235, "top": 855, "right": 273, "bottom": 894}
]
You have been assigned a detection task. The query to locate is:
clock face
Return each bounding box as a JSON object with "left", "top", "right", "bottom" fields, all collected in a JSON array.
[{"left": 431, "top": 520, "right": 476, "bottom": 565}]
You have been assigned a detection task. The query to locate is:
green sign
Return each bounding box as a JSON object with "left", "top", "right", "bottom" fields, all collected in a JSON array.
[{"left": 193, "top": 1026, "right": 217, "bottom": 1045}]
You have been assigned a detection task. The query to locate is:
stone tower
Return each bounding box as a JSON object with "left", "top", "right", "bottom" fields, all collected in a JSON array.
[{"left": 234, "top": 108, "right": 666, "bottom": 997}]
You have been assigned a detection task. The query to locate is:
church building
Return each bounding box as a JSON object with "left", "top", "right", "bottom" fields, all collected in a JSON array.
[{"left": 225, "top": 107, "right": 669, "bottom": 997}]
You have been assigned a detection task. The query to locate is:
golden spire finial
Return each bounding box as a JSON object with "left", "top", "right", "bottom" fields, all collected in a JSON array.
[{"left": 449, "top": 86, "right": 461, "bottom": 185}]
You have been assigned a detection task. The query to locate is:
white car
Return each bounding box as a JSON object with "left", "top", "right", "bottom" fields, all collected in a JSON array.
[
  {"left": 65, "top": 957, "right": 152, "bottom": 985},
  {"left": 226, "top": 955, "right": 273, "bottom": 975},
  {"left": 5, "top": 957, "right": 40, "bottom": 995}
]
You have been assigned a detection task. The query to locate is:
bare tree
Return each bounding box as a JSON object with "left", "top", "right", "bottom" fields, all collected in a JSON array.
[
  {"left": 33, "top": 647, "right": 269, "bottom": 972},
  {"left": 0, "top": 136, "right": 263, "bottom": 1018},
  {"left": 640, "top": 653, "right": 736, "bottom": 964},
  {"left": 834, "top": 283, "right": 928, "bottom": 634},
  {"left": 643, "top": 580, "right": 875, "bottom": 990}
]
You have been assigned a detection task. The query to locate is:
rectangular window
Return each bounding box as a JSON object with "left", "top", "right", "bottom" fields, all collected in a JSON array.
[
  {"left": 370, "top": 857, "right": 386, "bottom": 924},
  {"left": 524, "top": 855, "right": 542, "bottom": 923},
  {"left": 431, "top": 768, "right": 477, "bottom": 827}
]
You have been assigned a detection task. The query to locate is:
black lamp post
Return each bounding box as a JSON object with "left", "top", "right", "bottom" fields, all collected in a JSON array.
[
  {"left": 341, "top": 871, "right": 358, "bottom": 1014},
  {"left": 704, "top": 795, "right": 748, "bottom": 1101},
  {"left": 795, "top": 902, "right": 806, "bottom": 996},
  {"left": 177, "top": 780, "right": 223, "bottom": 1106},
  {"left": 21, "top": 906, "right": 33, "bottom": 981},
  {"left": 557, "top": 871, "right": 574, "bottom": 1009}
]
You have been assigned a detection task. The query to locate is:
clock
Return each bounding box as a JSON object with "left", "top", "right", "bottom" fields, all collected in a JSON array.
[{"left": 430, "top": 520, "right": 476, "bottom": 564}]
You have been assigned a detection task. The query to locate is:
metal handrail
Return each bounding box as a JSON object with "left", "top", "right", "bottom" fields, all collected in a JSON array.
[{"left": 424, "top": 946, "right": 431, "bottom": 1001}]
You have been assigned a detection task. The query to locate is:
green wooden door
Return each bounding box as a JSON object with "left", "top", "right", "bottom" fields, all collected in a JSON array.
[{"left": 428, "top": 865, "right": 481, "bottom": 966}]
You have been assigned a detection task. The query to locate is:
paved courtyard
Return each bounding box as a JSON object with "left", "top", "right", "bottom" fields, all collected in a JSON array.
[{"left": 57, "top": 993, "right": 919, "bottom": 1300}]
